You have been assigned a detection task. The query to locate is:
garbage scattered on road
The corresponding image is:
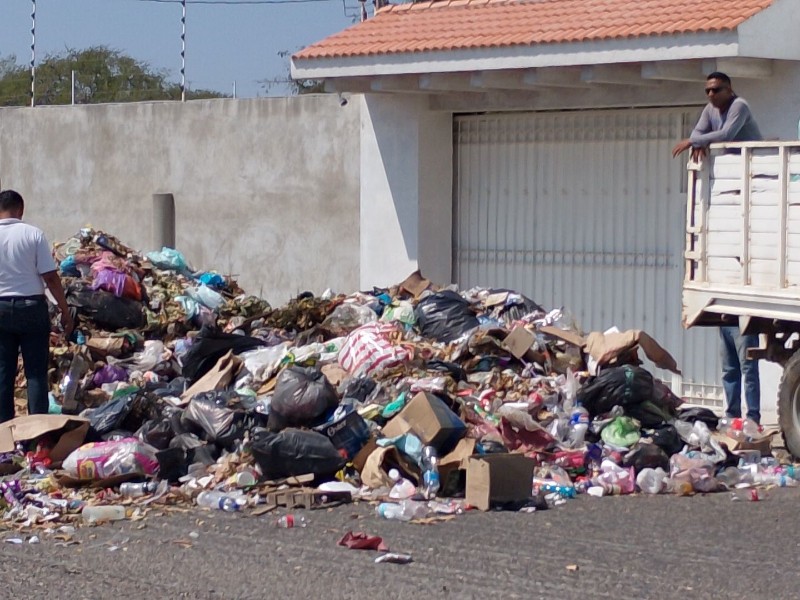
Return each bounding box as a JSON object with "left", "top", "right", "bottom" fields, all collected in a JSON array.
[{"left": 0, "top": 230, "right": 796, "bottom": 539}]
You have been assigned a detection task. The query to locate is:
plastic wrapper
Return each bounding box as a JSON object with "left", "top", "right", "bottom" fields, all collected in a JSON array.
[
  {"left": 414, "top": 291, "right": 480, "bottom": 343},
  {"left": 249, "top": 428, "right": 347, "bottom": 480},
  {"left": 91, "top": 364, "right": 128, "bottom": 387},
  {"left": 322, "top": 302, "right": 377, "bottom": 330},
  {"left": 600, "top": 416, "right": 642, "bottom": 448},
  {"left": 146, "top": 247, "right": 191, "bottom": 272},
  {"left": 269, "top": 366, "right": 339, "bottom": 428},
  {"left": 238, "top": 344, "right": 290, "bottom": 385},
  {"left": 62, "top": 438, "right": 159, "bottom": 480}
]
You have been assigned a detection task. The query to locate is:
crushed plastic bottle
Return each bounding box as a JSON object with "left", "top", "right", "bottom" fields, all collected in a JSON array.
[{"left": 567, "top": 405, "right": 590, "bottom": 448}]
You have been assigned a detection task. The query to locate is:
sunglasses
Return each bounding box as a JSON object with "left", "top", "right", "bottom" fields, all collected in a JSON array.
[{"left": 704, "top": 86, "right": 727, "bottom": 95}]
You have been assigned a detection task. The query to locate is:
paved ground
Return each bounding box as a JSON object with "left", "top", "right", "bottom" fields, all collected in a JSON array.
[{"left": 2, "top": 487, "right": 799, "bottom": 600}]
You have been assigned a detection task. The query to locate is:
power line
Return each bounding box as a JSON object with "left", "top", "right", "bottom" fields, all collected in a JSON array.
[{"left": 131, "top": 0, "right": 337, "bottom": 5}]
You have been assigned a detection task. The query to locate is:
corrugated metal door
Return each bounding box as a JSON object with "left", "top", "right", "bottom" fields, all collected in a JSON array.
[{"left": 453, "top": 108, "right": 721, "bottom": 406}]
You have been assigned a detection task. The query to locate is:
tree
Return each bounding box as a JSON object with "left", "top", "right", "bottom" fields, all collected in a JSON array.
[
  {"left": 259, "top": 50, "right": 325, "bottom": 96},
  {"left": 0, "top": 46, "right": 228, "bottom": 106}
]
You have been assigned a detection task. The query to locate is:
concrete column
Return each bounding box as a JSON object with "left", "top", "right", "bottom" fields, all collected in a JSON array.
[{"left": 152, "top": 193, "right": 176, "bottom": 250}]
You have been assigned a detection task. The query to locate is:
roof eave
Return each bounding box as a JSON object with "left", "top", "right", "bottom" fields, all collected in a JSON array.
[{"left": 292, "top": 30, "right": 741, "bottom": 80}]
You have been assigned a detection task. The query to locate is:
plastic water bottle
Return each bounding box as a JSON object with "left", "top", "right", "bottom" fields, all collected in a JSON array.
[
  {"left": 388, "top": 469, "right": 416, "bottom": 500},
  {"left": 420, "top": 446, "right": 440, "bottom": 500},
  {"left": 82, "top": 505, "right": 127, "bottom": 524},
  {"left": 636, "top": 467, "right": 666, "bottom": 494},
  {"left": 196, "top": 491, "right": 240, "bottom": 512},
  {"left": 119, "top": 482, "right": 159, "bottom": 498},
  {"left": 376, "top": 500, "right": 428, "bottom": 521},
  {"left": 567, "top": 405, "right": 589, "bottom": 448},
  {"left": 276, "top": 514, "right": 308, "bottom": 528}
]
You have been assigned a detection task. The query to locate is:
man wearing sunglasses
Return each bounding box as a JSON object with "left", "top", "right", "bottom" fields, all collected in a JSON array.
[
  {"left": 672, "top": 71, "right": 762, "bottom": 160},
  {"left": 672, "top": 72, "right": 763, "bottom": 425}
]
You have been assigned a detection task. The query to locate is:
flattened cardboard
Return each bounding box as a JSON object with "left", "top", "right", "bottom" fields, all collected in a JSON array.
[
  {"left": 585, "top": 330, "right": 681, "bottom": 375},
  {"left": 538, "top": 325, "right": 587, "bottom": 348},
  {"left": 381, "top": 392, "right": 466, "bottom": 454},
  {"left": 180, "top": 350, "right": 242, "bottom": 404},
  {"left": 0, "top": 415, "right": 89, "bottom": 470},
  {"left": 321, "top": 364, "right": 349, "bottom": 387},
  {"left": 464, "top": 454, "right": 535, "bottom": 511}
]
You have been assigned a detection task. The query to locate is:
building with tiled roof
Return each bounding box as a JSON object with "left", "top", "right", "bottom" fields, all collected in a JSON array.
[{"left": 293, "top": 0, "right": 800, "bottom": 419}]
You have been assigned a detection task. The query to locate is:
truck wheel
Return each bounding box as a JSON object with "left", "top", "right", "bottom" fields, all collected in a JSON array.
[{"left": 778, "top": 350, "right": 800, "bottom": 459}]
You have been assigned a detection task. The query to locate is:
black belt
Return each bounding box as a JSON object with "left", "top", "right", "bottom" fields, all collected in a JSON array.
[{"left": 0, "top": 295, "right": 46, "bottom": 302}]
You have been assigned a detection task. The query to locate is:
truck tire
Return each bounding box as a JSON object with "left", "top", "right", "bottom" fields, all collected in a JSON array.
[{"left": 778, "top": 350, "right": 800, "bottom": 459}]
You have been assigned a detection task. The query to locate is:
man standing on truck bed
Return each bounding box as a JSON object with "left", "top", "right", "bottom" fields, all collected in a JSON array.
[{"left": 672, "top": 72, "right": 763, "bottom": 424}]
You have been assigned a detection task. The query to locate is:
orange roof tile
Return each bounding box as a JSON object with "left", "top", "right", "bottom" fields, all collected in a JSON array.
[{"left": 294, "top": 0, "right": 773, "bottom": 60}]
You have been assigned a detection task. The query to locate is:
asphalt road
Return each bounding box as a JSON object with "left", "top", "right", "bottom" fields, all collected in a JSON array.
[{"left": 1, "top": 487, "right": 799, "bottom": 600}]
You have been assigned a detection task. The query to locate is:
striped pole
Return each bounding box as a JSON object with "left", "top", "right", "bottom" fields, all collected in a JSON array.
[
  {"left": 181, "top": 0, "right": 186, "bottom": 102},
  {"left": 30, "top": 0, "right": 36, "bottom": 107}
]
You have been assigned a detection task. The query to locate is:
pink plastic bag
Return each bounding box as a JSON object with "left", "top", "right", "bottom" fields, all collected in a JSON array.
[{"left": 338, "top": 323, "right": 411, "bottom": 376}]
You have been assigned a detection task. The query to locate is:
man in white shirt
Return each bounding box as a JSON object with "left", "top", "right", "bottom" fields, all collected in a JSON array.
[{"left": 0, "top": 189, "right": 73, "bottom": 422}]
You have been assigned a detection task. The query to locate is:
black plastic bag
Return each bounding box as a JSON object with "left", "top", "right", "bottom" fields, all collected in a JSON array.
[
  {"left": 649, "top": 424, "right": 684, "bottom": 456},
  {"left": 623, "top": 443, "right": 670, "bottom": 473},
  {"left": 426, "top": 360, "right": 467, "bottom": 382},
  {"left": 180, "top": 396, "right": 247, "bottom": 448},
  {"left": 169, "top": 433, "right": 219, "bottom": 465},
  {"left": 624, "top": 400, "right": 672, "bottom": 428},
  {"left": 415, "top": 291, "right": 480, "bottom": 343},
  {"left": 270, "top": 366, "right": 339, "bottom": 427},
  {"left": 486, "top": 288, "right": 543, "bottom": 325},
  {"left": 136, "top": 418, "right": 174, "bottom": 450},
  {"left": 576, "top": 366, "right": 654, "bottom": 417},
  {"left": 86, "top": 395, "right": 134, "bottom": 438},
  {"left": 677, "top": 406, "right": 720, "bottom": 430},
  {"left": 341, "top": 377, "right": 376, "bottom": 403},
  {"left": 181, "top": 325, "right": 265, "bottom": 383},
  {"left": 249, "top": 428, "right": 347, "bottom": 480},
  {"left": 67, "top": 283, "right": 145, "bottom": 331}
]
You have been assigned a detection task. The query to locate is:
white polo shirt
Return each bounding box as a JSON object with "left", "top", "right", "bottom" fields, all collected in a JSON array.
[{"left": 0, "top": 218, "right": 57, "bottom": 297}]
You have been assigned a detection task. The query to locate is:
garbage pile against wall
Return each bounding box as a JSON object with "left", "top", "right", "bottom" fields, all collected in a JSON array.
[{"left": 0, "top": 230, "right": 792, "bottom": 535}]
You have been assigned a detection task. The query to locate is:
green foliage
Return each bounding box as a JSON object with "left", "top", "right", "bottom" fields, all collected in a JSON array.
[{"left": 0, "top": 47, "right": 228, "bottom": 106}]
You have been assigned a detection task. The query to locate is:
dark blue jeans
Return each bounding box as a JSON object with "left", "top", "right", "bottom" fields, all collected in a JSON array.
[
  {"left": 0, "top": 297, "right": 51, "bottom": 422},
  {"left": 719, "top": 326, "right": 761, "bottom": 424}
]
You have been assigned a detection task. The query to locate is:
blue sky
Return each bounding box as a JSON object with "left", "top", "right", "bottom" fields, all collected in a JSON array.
[{"left": 0, "top": 0, "right": 358, "bottom": 97}]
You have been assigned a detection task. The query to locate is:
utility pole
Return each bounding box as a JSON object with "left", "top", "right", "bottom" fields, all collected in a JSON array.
[
  {"left": 181, "top": 0, "right": 186, "bottom": 102},
  {"left": 30, "top": 0, "right": 36, "bottom": 107}
]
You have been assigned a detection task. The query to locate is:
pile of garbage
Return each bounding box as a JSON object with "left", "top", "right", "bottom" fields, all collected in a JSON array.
[{"left": 0, "top": 229, "right": 795, "bottom": 534}]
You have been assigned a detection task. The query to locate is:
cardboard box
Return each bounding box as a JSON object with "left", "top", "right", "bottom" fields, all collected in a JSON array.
[
  {"left": 0, "top": 415, "right": 89, "bottom": 466},
  {"left": 464, "top": 454, "right": 535, "bottom": 511},
  {"left": 503, "top": 326, "right": 543, "bottom": 362},
  {"left": 713, "top": 431, "right": 776, "bottom": 456},
  {"left": 381, "top": 392, "right": 466, "bottom": 453}
]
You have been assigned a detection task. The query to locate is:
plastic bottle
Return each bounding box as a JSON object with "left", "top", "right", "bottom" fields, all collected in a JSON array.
[
  {"left": 715, "top": 466, "right": 741, "bottom": 489},
  {"left": 388, "top": 469, "right": 416, "bottom": 500},
  {"left": 276, "top": 514, "right": 308, "bottom": 528},
  {"left": 742, "top": 418, "right": 763, "bottom": 440},
  {"left": 753, "top": 472, "right": 798, "bottom": 488},
  {"left": 636, "top": 467, "right": 666, "bottom": 494},
  {"left": 119, "top": 481, "right": 160, "bottom": 498},
  {"left": 82, "top": 505, "right": 127, "bottom": 524},
  {"left": 376, "top": 500, "right": 428, "bottom": 522},
  {"left": 420, "top": 446, "right": 440, "bottom": 500},
  {"left": 567, "top": 405, "right": 590, "bottom": 448},
  {"left": 196, "top": 490, "right": 241, "bottom": 512}
]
